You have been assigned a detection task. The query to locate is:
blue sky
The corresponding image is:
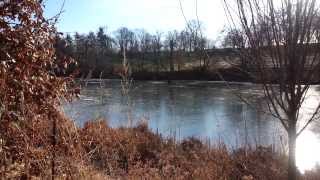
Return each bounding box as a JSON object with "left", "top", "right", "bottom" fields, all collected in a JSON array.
[{"left": 44, "top": 0, "right": 228, "bottom": 39}]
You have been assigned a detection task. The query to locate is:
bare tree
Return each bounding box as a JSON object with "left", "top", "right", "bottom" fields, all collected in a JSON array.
[
  {"left": 137, "top": 29, "right": 152, "bottom": 71},
  {"left": 221, "top": 28, "right": 252, "bottom": 70},
  {"left": 184, "top": 20, "right": 209, "bottom": 69},
  {"left": 222, "top": 28, "right": 243, "bottom": 49},
  {"left": 225, "top": 0, "right": 320, "bottom": 179},
  {"left": 115, "top": 27, "right": 135, "bottom": 58},
  {"left": 165, "top": 31, "right": 178, "bottom": 72},
  {"left": 151, "top": 32, "right": 163, "bottom": 73}
]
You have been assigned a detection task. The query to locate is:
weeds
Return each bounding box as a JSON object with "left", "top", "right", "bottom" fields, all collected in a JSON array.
[
  {"left": 1, "top": 114, "right": 320, "bottom": 179},
  {"left": 79, "top": 120, "right": 288, "bottom": 179},
  {"left": 119, "top": 47, "right": 134, "bottom": 127}
]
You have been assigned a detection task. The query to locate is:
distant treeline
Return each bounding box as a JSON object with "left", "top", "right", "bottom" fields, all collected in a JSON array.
[{"left": 54, "top": 20, "right": 237, "bottom": 79}]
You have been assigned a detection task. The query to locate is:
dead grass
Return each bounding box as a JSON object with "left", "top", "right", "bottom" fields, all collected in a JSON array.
[
  {"left": 1, "top": 117, "right": 320, "bottom": 179},
  {"left": 79, "top": 120, "right": 287, "bottom": 179}
]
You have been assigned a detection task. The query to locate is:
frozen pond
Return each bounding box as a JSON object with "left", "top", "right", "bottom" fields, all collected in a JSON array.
[{"left": 63, "top": 80, "right": 320, "bottom": 172}]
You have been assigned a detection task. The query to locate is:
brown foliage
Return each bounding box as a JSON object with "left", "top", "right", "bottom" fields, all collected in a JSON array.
[
  {"left": 79, "top": 120, "right": 288, "bottom": 180},
  {"left": 0, "top": 1, "right": 77, "bottom": 178},
  {"left": 2, "top": 113, "right": 320, "bottom": 179}
]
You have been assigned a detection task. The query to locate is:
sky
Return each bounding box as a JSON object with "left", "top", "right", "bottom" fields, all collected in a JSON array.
[{"left": 44, "top": 0, "right": 229, "bottom": 40}]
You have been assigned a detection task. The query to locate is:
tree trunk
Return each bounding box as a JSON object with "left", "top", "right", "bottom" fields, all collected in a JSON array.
[
  {"left": 169, "top": 48, "right": 174, "bottom": 72},
  {"left": 288, "top": 124, "right": 297, "bottom": 180}
]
